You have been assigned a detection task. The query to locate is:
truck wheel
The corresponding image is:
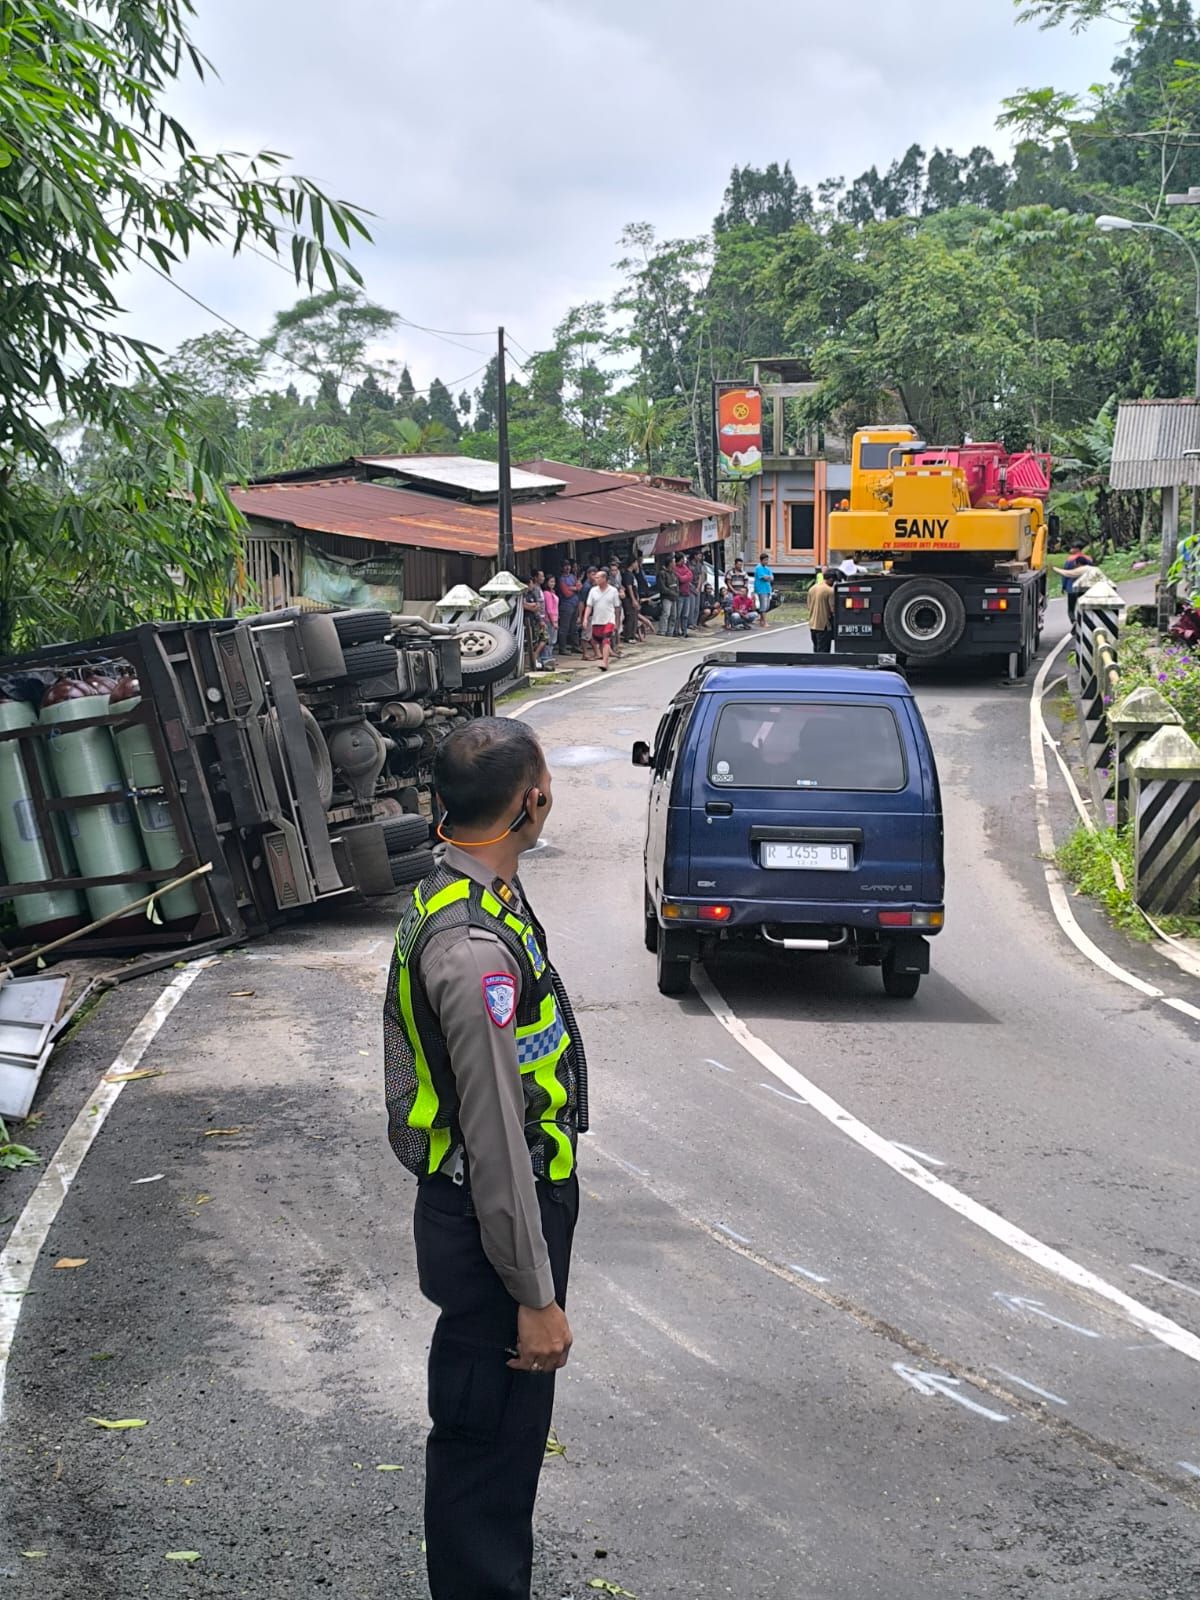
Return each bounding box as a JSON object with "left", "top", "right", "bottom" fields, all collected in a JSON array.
[
  {"left": 656, "top": 931, "right": 690, "bottom": 995},
  {"left": 332, "top": 608, "right": 392, "bottom": 646},
  {"left": 882, "top": 960, "right": 921, "bottom": 999},
  {"left": 262, "top": 706, "right": 335, "bottom": 810},
  {"left": 381, "top": 814, "right": 429, "bottom": 853},
  {"left": 883, "top": 579, "right": 966, "bottom": 660},
  {"left": 644, "top": 889, "right": 659, "bottom": 953},
  {"left": 456, "top": 622, "right": 520, "bottom": 687},
  {"left": 341, "top": 641, "right": 402, "bottom": 682},
  {"left": 389, "top": 847, "right": 436, "bottom": 887}
]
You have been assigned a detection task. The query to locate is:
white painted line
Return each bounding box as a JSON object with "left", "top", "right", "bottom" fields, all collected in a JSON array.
[
  {"left": 787, "top": 1263, "right": 830, "bottom": 1284},
  {"left": 692, "top": 966, "right": 1200, "bottom": 1364},
  {"left": 596, "top": 1275, "right": 721, "bottom": 1368},
  {"left": 602, "top": 1151, "right": 650, "bottom": 1180},
  {"left": 993, "top": 1293, "right": 1100, "bottom": 1339},
  {"left": 760, "top": 1082, "right": 807, "bottom": 1105},
  {"left": 992, "top": 1368, "right": 1068, "bottom": 1406},
  {"left": 1030, "top": 635, "right": 1200, "bottom": 1016},
  {"left": 892, "top": 1362, "right": 1009, "bottom": 1422},
  {"left": 891, "top": 1141, "right": 946, "bottom": 1168},
  {"left": 0, "top": 959, "right": 215, "bottom": 1426},
  {"left": 1179, "top": 1461, "right": 1200, "bottom": 1480},
  {"left": 1130, "top": 1263, "right": 1200, "bottom": 1301},
  {"left": 511, "top": 624, "right": 807, "bottom": 711},
  {"left": 703, "top": 1057, "right": 734, "bottom": 1073},
  {"left": 713, "top": 1222, "right": 751, "bottom": 1245}
]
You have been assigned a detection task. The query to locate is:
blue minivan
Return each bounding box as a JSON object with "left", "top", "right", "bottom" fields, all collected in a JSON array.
[{"left": 633, "top": 651, "right": 944, "bottom": 998}]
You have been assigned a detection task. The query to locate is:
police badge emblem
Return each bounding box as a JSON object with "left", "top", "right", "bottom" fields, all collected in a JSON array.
[{"left": 482, "top": 972, "right": 517, "bottom": 1028}]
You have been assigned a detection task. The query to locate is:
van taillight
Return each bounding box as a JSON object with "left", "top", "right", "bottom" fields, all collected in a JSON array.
[
  {"left": 878, "top": 910, "right": 913, "bottom": 926},
  {"left": 698, "top": 905, "right": 732, "bottom": 922}
]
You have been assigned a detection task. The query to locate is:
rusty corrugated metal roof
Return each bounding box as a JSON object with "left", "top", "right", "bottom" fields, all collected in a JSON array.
[
  {"left": 232, "top": 472, "right": 731, "bottom": 556},
  {"left": 520, "top": 458, "right": 732, "bottom": 522},
  {"left": 1110, "top": 398, "right": 1200, "bottom": 489},
  {"left": 231, "top": 479, "right": 561, "bottom": 555}
]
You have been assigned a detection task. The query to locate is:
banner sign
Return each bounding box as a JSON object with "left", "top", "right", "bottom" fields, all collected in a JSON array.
[{"left": 715, "top": 386, "right": 762, "bottom": 481}]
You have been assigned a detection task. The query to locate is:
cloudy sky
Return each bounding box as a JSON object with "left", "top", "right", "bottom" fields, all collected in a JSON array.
[{"left": 126, "top": 0, "right": 1125, "bottom": 394}]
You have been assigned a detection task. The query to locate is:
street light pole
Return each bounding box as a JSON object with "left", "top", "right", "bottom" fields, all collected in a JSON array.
[
  {"left": 1097, "top": 214, "right": 1200, "bottom": 620},
  {"left": 496, "top": 326, "right": 515, "bottom": 575}
]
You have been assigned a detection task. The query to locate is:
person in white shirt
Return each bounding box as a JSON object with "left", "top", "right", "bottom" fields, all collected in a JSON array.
[
  {"left": 584, "top": 570, "right": 620, "bottom": 671},
  {"left": 838, "top": 555, "right": 860, "bottom": 577}
]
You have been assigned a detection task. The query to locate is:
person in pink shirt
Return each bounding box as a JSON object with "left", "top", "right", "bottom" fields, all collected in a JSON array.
[
  {"left": 537, "top": 575, "right": 559, "bottom": 669},
  {"left": 674, "top": 556, "right": 693, "bottom": 637}
]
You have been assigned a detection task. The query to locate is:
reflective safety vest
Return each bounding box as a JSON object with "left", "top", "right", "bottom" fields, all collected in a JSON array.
[{"left": 386, "top": 865, "right": 587, "bottom": 1184}]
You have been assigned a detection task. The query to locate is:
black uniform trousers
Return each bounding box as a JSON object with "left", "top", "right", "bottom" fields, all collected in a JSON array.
[{"left": 414, "top": 1172, "right": 579, "bottom": 1600}]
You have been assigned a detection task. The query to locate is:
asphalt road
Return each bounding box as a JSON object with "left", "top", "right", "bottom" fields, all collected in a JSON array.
[{"left": 2, "top": 602, "right": 1199, "bottom": 1599}]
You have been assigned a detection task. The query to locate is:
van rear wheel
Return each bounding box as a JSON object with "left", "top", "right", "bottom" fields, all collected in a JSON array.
[
  {"left": 644, "top": 890, "right": 659, "bottom": 953},
  {"left": 882, "top": 962, "right": 921, "bottom": 999},
  {"left": 656, "top": 932, "right": 690, "bottom": 995}
]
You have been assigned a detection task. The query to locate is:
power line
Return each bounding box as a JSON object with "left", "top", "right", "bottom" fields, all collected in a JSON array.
[{"left": 140, "top": 258, "right": 490, "bottom": 400}]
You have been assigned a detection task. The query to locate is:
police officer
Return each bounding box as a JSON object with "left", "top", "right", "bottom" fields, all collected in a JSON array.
[{"left": 383, "top": 717, "right": 587, "bottom": 1600}]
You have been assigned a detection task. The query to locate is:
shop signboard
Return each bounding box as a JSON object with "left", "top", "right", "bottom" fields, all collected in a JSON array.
[{"left": 715, "top": 386, "right": 762, "bottom": 481}]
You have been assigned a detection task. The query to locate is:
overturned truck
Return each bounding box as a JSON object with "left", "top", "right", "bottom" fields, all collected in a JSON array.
[{"left": 0, "top": 608, "right": 518, "bottom": 966}]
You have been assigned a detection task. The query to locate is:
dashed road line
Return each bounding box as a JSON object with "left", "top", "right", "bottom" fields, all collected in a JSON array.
[
  {"left": 993, "top": 1368, "right": 1068, "bottom": 1406},
  {"left": 1130, "top": 1263, "right": 1200, "bottom": 1301}
]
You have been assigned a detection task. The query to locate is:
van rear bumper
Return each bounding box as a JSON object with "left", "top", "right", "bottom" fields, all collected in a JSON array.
[{"left": 659, "top": 897, "right": 944, "bottom": 934}]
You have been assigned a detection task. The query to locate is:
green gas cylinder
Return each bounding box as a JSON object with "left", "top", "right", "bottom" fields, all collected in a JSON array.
[
  {"left": 110, "top": 678, "right": 199, "bottom": 923},
  {"left": 0, "top": 697, "right": 86, "bottom": 936},
  {"left": 41, "top": 684, "right": 148, "bottom": 924}
]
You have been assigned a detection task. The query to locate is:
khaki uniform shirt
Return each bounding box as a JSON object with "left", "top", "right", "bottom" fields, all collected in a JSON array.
[{"left": 415, "top": 843, "right": 555, "bottom": 1308}]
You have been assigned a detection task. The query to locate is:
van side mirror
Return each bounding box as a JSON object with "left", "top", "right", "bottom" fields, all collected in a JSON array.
[{"left": 632, "top": 740, "right": 651, "bottom": 768}]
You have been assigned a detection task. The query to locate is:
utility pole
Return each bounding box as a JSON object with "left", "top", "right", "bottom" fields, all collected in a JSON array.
[{"left": 496, "top": 327, "right": 514, "bottom": 574}]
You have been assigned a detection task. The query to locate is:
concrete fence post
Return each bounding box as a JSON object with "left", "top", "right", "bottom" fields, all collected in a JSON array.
[
  {"left": 1109, "top": 686, "right": 1183, "bottom": 826},
  {"left": 1128, "top": 725, "right": 1200, "bottom": 917},
  {"left": 1074, "top": 575, "right": 1126, "bottom": 661}
]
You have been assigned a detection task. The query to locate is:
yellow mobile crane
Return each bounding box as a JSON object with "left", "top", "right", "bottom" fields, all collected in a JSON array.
[{"left": 827, "top": 426, "right": 1052, "bottom": 676}]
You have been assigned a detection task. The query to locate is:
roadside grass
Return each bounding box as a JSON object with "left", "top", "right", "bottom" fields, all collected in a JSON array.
[{"left": 1057, "top": 824, "right": 1200, "bottom": 942}]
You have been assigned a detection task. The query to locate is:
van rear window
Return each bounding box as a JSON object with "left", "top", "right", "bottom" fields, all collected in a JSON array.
[{"left": 707, "top": 703, "right": 906, "bottom": 792}]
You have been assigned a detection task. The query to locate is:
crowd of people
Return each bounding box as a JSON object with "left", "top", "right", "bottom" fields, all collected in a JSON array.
[{"left": 520, "top": 552, "right": 778, "bottom": 673}]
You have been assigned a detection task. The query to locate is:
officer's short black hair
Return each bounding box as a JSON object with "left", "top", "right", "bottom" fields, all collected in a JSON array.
[{"left": 434, "top": 718, "right": 544, "bottom": 828}]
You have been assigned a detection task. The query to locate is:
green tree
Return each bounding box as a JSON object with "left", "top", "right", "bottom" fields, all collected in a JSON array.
[
  {"left": 268, "top": 288, "right": 397, "bottom": 394},
  {"left": 0, "top": 0, "right": 369, "bottom": 653},
  {"left": 614, "top": 393, "right": 681, "bottom": 474}
]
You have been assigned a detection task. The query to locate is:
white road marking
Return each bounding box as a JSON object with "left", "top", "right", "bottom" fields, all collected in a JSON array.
[
  {"left": 0, "top": 960, "right": 215, "bottom": 1426},
  {"left": 1179, "top": 1461, "right": 1200, "bottom": 1480},
  {"left": 692, "top": 966, "right": 1200, "bottom": 1364},
  {"left": 596, "top": 1275, "right": 721, "bottom": 1368},
  {"left": 713, "top": 1222, "right": 751, "bottom": 1245},
  {"left": 1130, "top": 1263, "right": 1200, "bottom": 1301},
  {"left": 892, "top": 1362, "right": 1010, "bottom": 1422},
  {"left": 993, "top": 1293, "right": 1101, "bottom": 1339},
  {"left": 1030, "top": 635, "right": 1200, "bottom": 1019},
  {"left": 891, "top": 1141, "right": 946, "bottom": 1167},
  {"left": 760, "top": 1082, "right": 807, "bottom": 1105},
  {"left": 992, "top": 1368, "right": 1068, "bottom": 1406},
  {"left": 703, "top": 1057, "right": 734, "bottom": 1073},
  {"left": 131, "top": 1173, "right": 164, "bottom": 1184},
  {"left": 786, "top": 1263, "right": 830, "bottom": 1284},
  {"left": 602, "top": 1151, "right": 650, "bottom": 1179},
  {"left": 511, "top": 624, "right": 807, "bottom": 711}
]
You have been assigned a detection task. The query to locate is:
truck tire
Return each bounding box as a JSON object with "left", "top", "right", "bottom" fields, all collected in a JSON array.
[
  {"left": 456, "top": 622, "right": 520, "bottom": 687},
  {"left": 882, "top": 961, "right": 921, "bottom": 999},
  {"left": 381, "top": 814, "right": 429, "bottom": 853},
  {"left": 262, "top": 706, "right": 335, "bottom": 810},
  {"left": 341, "top": 641, "right": 402, "bottom": 682},
  {"left": 883, "top": 579, "right": 966, "bottom": 660},
  {"left": 656, "top": 931, "right": 690, "bottom": 995},
  {"left": 332, "top": 608, "right": 392, "bottom": 646},
  {"left": 390, "top": 846, "right": 435, "bottom": 887}
]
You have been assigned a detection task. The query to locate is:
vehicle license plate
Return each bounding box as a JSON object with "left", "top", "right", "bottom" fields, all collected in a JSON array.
[
  {"left": 839, "top": 624, "right": 875, "bottom": 636},
  {"left": 762, "top": 842, "right": 851, "bottom": 871}
]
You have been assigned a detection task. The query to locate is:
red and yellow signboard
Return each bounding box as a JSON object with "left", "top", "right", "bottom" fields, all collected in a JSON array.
[{"left": 716, "top": 387, "right": 762, "bottom": 481}]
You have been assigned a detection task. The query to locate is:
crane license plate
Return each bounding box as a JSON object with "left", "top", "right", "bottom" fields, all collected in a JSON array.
[{"left": 762, "top": 842, "right": 851, "bottom": 871}]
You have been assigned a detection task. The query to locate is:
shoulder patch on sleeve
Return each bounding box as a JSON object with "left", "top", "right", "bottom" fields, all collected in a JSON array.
[{"left": 482, "top": 972, "right": 517, "bottom": 1028}]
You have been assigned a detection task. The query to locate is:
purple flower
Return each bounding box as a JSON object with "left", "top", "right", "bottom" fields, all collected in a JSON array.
[{"left": 1158, "top": 672, "right": 1168, "bottom": 681}]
